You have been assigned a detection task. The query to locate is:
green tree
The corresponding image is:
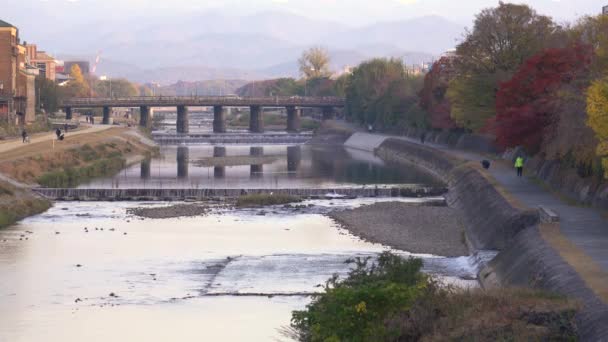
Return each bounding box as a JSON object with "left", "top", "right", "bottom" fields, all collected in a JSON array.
[
  {"left": 448, "top": 1, "right": 559, "bottom": 132},
  {"left": 447, "top": 74, "right": 497, "bottom": 131},
  {"left": 298, "top": 47, "right": 331, "bottom": 79},
  {"left": 91, "top": 78, "right": 139, "bottom": 98},
  {"left": 35, "top": 76, "right": 61, "bottom": 113},
  {"left": 345, "top": 58, "right": 423, "bottom": 129},
  {"left": 572, "top": 15, "right": 608, "bottom": 76}
]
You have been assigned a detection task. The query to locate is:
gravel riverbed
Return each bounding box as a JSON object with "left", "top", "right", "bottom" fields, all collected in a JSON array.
[
  {"left": 328, "top": 202, "right": 469, "bottom": 257},
  {"left": 127, "top": 204, "right": 211, "bottom": 219}
]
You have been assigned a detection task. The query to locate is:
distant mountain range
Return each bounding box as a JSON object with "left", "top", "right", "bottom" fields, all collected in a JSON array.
[{"left": 54, "top": 11, "right": 465, "bottom": 84}]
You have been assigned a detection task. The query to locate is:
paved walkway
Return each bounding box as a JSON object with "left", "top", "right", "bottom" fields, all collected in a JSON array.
[
  {"left": 348, "top": 130, "right": 608, "bottom": 277},
  {"left": 0, "top": 125, "right": 111, "bottom": 154}
]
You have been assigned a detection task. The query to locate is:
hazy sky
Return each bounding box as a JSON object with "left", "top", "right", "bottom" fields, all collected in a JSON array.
[{"left": 3, "top": 0, "right": 604, "bottom": 28}]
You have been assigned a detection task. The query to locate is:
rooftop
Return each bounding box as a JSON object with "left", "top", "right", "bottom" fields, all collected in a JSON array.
[{"left": 0, "top": 19, "right": 15, "bottom": 28}]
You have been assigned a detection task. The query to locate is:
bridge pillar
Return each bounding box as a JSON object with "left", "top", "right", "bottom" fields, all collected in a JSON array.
[
  {"left": 177, "top": 146, "right": 189, "bottom": 179},
  {"left": 286, "top": 106, "right": 300, "bottom": 132},
  {"left": 322, "top": 106, "right": 335, "bottom": 121},
  {"left": 102, "top": 106, "right": 111, "bottom": 125},
  {"left": 213, "top": 105, "right": 226, "bottom": 133},
  {"left": 139, "top": 106, "right": 150, "bottom": 128},
  {"left": 213, "top": 146, "right": 226, "bottom": 179},
  {"left": 250, "top": 146, "right": 264, "bottom": 178},
  {"left": 249, "top": 106, "right": 264, "bottom": 133},
  {"left": 287, "top": 146, "right": 302, "bottom": 175},
  {"left": 140, "top": 159, "right": 151, "bottom": 179},
  {"left": 177, "top": 105, "right": 189, "bottom": 133},
  {"left": 65, "top": 107, "right": 73, "bottom": 120}
]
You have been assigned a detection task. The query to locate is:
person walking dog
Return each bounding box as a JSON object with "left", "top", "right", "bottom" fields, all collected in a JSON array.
[{"left": 515, "top": 156, "right": 524, "bottom": 177}]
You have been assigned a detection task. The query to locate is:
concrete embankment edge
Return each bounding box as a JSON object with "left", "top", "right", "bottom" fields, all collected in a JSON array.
[{"left": 373, "top": 137, "right": 608, "bottom": 340}]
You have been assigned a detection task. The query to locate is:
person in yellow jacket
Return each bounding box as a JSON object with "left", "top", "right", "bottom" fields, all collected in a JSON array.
[{"left": 515, "top": 156, "right": 524, "bottom": 177}]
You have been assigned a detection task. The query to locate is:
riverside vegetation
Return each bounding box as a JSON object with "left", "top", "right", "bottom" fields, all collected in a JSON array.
[
  {"left": 287, "top": 252, "right": 579, "bottom": 342},
  {"left": 0, "top": 128, "right": 157, "bottom": 227},
  {"left": 0, "top": 180, "right": 50, "bottom": 228},
  {"left": 235, "top": 193, "right": 302, "bottom": 207},
  {"left": 0, "top": 131, "right": 157, "bottom": 187}
]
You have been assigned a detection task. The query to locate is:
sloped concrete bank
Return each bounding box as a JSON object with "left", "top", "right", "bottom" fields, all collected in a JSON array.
[{"left": 375, "top": 138, "right": 608, "bottom": 340}]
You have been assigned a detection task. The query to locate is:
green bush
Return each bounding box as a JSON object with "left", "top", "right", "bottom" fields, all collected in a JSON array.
[
  {"left": 37, "top": 157, "right": 125, "bottom": 187},
  {"left": 288, "top": 252, "right": 579, "bottom": 342},
  {"left": 236, "top": 193, "right": 301, "bottom": 207},
  {"left": 290, "top": 252, "right": 425, "bottom": 342}
]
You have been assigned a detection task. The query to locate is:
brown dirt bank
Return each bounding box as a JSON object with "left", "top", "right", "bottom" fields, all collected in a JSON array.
[{"left": 329, "top": 202, "right": 468, "bottom": 257}]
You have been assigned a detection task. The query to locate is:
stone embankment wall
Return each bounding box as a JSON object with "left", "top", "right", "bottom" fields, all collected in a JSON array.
[
  {"left": 377, "top": 139, "right": 537, "bottom": 250},
  {"left": 387, "top": 126, "right": 498, "bottom": 154},
  {"left": 403, "top": 125, "right": 608, "bottom": 211},
  {"left": 374, "top": 138, "right": 608, "bottom": 340},
  {"left": 525, "top": 154, "right": 608, "bottom": 210}
]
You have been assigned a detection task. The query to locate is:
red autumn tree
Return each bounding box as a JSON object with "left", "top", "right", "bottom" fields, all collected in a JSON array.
[
  {"left": 489, "top": 44, "right": 593, "bottom": 152},
  {"left": 419, "top": 57, "right": 458, "bottom": 130}
]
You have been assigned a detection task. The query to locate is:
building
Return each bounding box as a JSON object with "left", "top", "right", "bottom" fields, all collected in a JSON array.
[
  {"left": 25, "top": 44, "right": 56, "bottom": 81},
  {"left": 0, "top": 19, "right": 38, "bottom": 124},
  {"left": 603, "top": 5, "right": 608, "bottom": 15}
]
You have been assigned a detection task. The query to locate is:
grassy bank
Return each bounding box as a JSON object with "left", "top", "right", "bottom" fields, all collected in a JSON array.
[
  {"left": 37, "top": 155, "right": 126, "bottom": 188},
  {"left": 287, "top": 252, "right": 579, "bottom": 341},
  {"left": 0, "top": 130, "right": 157, "bottom": 187},
  {"left": 0, "top": 180, "right": 51, "bottom": 229},
  {"left": 236, "top": 193, "right": 301, "bottom": 207}
]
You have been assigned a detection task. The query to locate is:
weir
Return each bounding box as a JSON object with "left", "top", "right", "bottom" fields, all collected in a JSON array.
[
  {"left": 33, "top": 186, "right": 448, "bottom": 201},
  {"left": 151, "top": 132, "right": 314, "bottom": 145}
]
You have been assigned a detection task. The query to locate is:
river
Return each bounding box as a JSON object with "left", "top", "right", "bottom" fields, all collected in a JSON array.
[{"left": 0, "top": 143, "right": 481, "bottom": 341}]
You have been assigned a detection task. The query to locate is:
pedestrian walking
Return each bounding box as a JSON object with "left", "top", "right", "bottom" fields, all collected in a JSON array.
[
  {"left": 21, "top": 129, "right": 28, "bottom": 143},
  {"left": 515, "top": 156, "right": 524, "bottom": 177},
  {"left": 420, "top": 132, "right": 426, "bottom": 144},
  {"left": 55, "top": 128, "right": 61, "bottom": 140},
  {"left": 64, "top": 123, "right": 68, "bottom": 133}
]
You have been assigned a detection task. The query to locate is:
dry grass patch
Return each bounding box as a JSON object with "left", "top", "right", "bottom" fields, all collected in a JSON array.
[{"left": 236, "top": 193, "right": 301, "bottom": 207}]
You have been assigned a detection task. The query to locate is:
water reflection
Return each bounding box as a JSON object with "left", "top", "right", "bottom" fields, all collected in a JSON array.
[
  {"left": 287, "top": 145, "right": 301, "bottom": 176},
  {"left": 250, "top": 146, "right": 264, "bottom": 178},
  {"left": 177, "top": 146, "right": 189, "bottom": 179},
  {"left": 78, "top": 145, "right": 444, "bottom": 189},
  {"left": 213, "top": 146, "right": 226, "bottom": 179},
  {"left": 140, "top": 159, "right": 151, "bottom": 180}
]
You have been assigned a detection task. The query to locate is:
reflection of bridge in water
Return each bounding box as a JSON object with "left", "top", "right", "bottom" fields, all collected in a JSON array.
[
  {"left": 62, "top": 96, "right": 344, "bottom": 133},
  {"left": 34, "top": 145, "right": 449, "bottom": 200},
  {"left": 144, "top": 145, "right": 302, "bottom": 180}
]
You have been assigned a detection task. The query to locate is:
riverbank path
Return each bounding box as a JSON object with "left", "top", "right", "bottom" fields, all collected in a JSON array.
[
  {"left": 0, "top": 124, "right": 112, "bottom": 154},
  {"left": 341, "top": 125, "right": 608, "bottom": 300}
]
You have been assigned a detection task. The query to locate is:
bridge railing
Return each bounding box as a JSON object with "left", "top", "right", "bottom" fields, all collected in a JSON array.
[{"left": 61, "top": 96, "right": 345, "bottom": 108}]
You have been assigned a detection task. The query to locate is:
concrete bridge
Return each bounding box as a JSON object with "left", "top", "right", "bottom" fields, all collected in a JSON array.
[{"left": 61, "top": 96, "right": 345, "bottom": 133}]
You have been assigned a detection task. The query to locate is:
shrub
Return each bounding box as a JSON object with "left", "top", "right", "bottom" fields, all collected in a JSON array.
[
  {"left": 288, "top": 252, "right": 579, "bottom": 342},
  {"left": 37, "top": 157, "right": 125, "bottom": 187},
  {"left": 290, "top": 253, "right": 426, "bottom": 342},
  {"left": 235, "top": 193, "right": 301, "bottom": 207}
]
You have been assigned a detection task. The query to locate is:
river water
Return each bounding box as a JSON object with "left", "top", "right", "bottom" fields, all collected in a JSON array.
[
  {"left": 79, "top": 145, "right": 443, "bottom": 190},
  {"left": 0, "top": 143, "right": 481, "bottom": 341}
]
